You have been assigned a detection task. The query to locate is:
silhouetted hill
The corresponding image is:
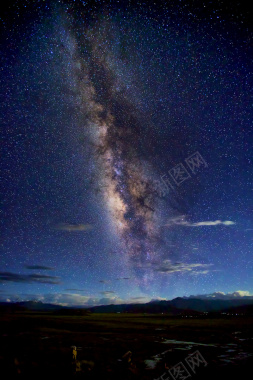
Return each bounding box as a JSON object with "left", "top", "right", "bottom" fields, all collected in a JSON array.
[
  {"left": 18, "top": 301, "right": 65, "bottom": 310},
  {"left": 1, "top": 297, "right": 253, "bottom": 314},
  {"left": 170, "top": 297, "right": 253, "bottom": 312},
  {"left": 89, "top": 297, "right": 253, "bottom": 314},
  {"left": 88, "top": 302, "right": 194, "bottom": 314},
  {"left": 0, "top": 301, "right": 64, "bottom": 312},
  {"left": 0, "top": 302, "right": 25, "bottom": 313},
  {"left": 223, "top": 303, "right": 253, "bottom": 315}
]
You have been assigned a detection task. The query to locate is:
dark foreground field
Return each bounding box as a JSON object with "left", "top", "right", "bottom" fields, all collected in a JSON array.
[{"left": 0, "top": 312, "right": 252, "bottom": 379}]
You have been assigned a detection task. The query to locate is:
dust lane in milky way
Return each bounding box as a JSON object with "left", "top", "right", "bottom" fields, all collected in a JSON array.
[{"left": 62, "top": 18, "right": 171, "bottom": 288}]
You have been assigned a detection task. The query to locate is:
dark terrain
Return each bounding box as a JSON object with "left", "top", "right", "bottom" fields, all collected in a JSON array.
[{"left": 0, "top": 306, "right": 252, "bottom": 379}]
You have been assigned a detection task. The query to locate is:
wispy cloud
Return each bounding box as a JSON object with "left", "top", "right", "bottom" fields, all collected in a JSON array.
[
  {"left": 40, "top": 293, "right": 94, "bottom": 306},
  {"left": 25, "top": 265, "right": 54, "bottom": 270},
  {"left": 154, "top": 260, "right": 213, "bottom": 275},
  {"left": 99, "top": 280, "right": 110, "bottom": 284},
  {"left": 191, "top": 220, "right": 235, "bottom": 226},
  {"left": 97, "top": 297, "right": 123, "bottom": 306},
  {"left": 44, "top": 293, "right": 124, "bottom": 307},
  {"left": 165, "top": 215, "right": 235, "bottom": 228},
  {"left": 131, "top": 296, "right": 146, "bottom": 300},
  {"left": 53, "top": 223, "right": 93, "bottom": 232},
  {"left": 100, "top": 291, "right": 116, "bottom": 295},
  {"left": 0, "top": 272, "right": 61, "bottom": 285},
  {"left": 190, "top": 270, "right": 212, "bottom": 276},
  {"left": 65, "top": 288, "right": 87, "bottom": 292},
  {"left": 128, "top": 296, "right": 159, "bottom": 303},
  {"left": 116, "top": 277, "right": 130, "bottom": 280}
]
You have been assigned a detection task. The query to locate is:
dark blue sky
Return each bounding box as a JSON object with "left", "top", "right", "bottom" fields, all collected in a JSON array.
[{"left": 1, "top": 0, "right": 252, "bottom": 306}]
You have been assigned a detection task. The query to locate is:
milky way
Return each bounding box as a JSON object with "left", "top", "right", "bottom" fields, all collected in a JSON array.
[{"left": 60, "top": 16, "right": 168, "bottom": 287}]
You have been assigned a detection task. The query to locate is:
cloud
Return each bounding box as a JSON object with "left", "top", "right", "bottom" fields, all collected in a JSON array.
[
  {"left": 98, "top": 297, "right": 123, "bottom": 305},
  {"left": 190, "top": 270, "right": 212, "bottom": 276},
  {"left": 165, "top": 215, "right": 235, "bottom": 228},
  {"left": 116, "top": 277, "right": 130, "bottom": 280},
  {"left": 53, "top": 223, "right": 94, "bottom": 232},
  {"left": 149, "top": 297, "right": 167, "bottom": 302},
  {"left": 42, "top": 293, "right": 124, "bottom": 307},
  {"left": 100, "top": 291, "right": 116, "bottom": 295},
  {"left": 65, "top": 289, "right": 87, "bottom": 292},
  {"left": 154, "top": 260, "right": 212, "bottom": 275},
  {"left": 98, "top": 280, "right": 110, "bottom": 284},
  {"left": 230, "top": 290, "right": 252, "bottom": 297},
  {"left": 130, "top": 296, "right": 146, "bottom": 300},
  {"left": 128, "top": 296, "right": 157, "bottom": 303},
  {"left": 186, "top": 290, "right": 253, "bottom": 300},
  {"left": 25, "top": 265, "right": 54, "bottom": 270},
  {"left": 192, "top": 220, "right": 235, "bottom": 226},
  {"left": 41, "top": 293, "right": 93, "bottom": 306},
  {"left": 0, "top": 272, "right": 61, "bottom": 285}
]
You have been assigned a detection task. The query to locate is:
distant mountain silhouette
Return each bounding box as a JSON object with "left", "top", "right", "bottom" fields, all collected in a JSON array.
[
  {"left": 1, "top": 297, "right": 253, "bottom": 314},
  {"left": 223, "top": 303, "right": 253, "bottom": 315},
  {"left": 88, "top": 297, "right": 253, "bottom": 314},
  {"left": 0, "top": 301, "right": 64, "bottom": 312},
  {"left": 88, "top": 302, "right": 200, "bottom": 315},
  {"left": 169, "top": 297, "right": 253, "bottom": 312},
  {"left": 18, "top": 301, "right": 65, "bottom": 310}
]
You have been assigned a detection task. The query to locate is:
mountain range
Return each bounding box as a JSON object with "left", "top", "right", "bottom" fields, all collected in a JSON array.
[{"left": 1, "top": 297, "right": 253, "bottom": 315}]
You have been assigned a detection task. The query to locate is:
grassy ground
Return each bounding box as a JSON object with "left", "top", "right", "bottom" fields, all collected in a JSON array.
[{"left": 0, "top": 312, "right": 252, "bottom": 379}]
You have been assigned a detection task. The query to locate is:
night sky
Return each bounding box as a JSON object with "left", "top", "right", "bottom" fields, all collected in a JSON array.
[{"left": 1, "top": 0, "right": 252, "bottom": 306}]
